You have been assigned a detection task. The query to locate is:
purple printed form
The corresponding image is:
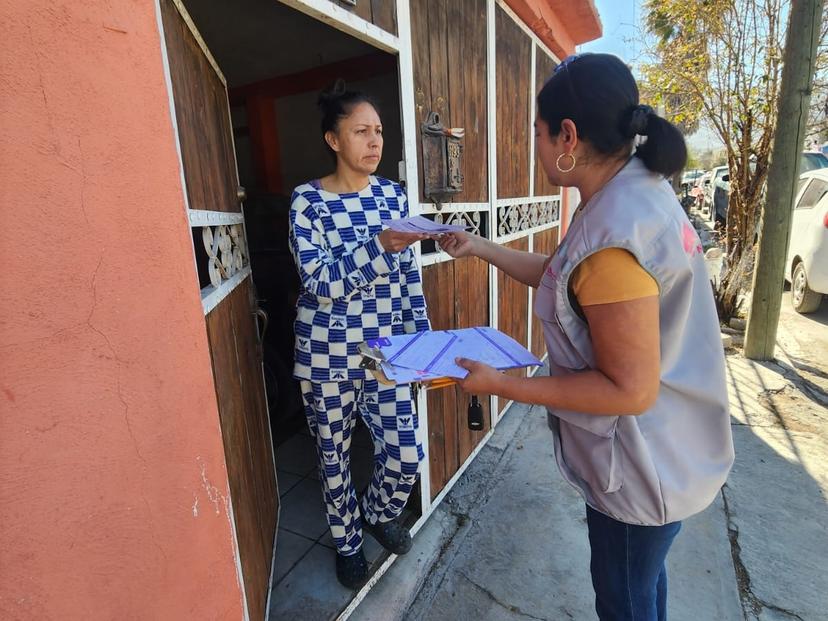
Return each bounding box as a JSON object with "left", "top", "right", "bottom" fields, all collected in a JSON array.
[
  {"left": 381, "top": 215, "right": 468, "bottom": 234},
  {"left": 373, "top": 327, "right": 541, "bottom": 383}
]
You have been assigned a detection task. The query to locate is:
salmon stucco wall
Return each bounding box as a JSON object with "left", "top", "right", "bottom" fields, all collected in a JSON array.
[{"left": 0, "top": 1, "right": 244, "bottom": 619}]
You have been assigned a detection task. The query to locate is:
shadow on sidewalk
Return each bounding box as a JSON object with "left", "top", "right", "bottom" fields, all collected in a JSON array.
[{"left": 723, "top": 354, "right": 828, "bottom": 620}]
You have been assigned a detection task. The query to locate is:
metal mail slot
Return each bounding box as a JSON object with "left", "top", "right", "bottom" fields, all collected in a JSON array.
[{"left": 422, "top": 111, "right": 464, "bottom": 208}]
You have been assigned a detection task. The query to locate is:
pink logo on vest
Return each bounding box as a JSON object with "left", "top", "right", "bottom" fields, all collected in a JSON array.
[{"left": 682, "top": 223, "right": 703, "bottom": 257}]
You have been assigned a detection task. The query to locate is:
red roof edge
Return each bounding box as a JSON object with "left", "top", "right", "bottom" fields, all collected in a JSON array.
[{"left": 503, "top": 0, "right": 603, "bottom": 58}]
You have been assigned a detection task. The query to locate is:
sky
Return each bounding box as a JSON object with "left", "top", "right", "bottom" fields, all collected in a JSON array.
[
  {"left": 576, "top": 0, "right": 723, "bottom": 153},
  {"left": 579, "top": 0, "right": 643, "bottom": 66}
]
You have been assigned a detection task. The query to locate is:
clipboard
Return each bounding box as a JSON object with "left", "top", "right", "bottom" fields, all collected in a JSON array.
[{"left": 358, "top": 327, "right": 541, "bottom": 389}]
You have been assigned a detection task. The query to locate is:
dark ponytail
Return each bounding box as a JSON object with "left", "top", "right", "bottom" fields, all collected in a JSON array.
[
  {"left": 317, "top": 79, "right": 379, "bottom": 155},
  {"left": 537, "top": 53, "right": 687, "bottom": 178},
  {"left": 632, "top": 113, "right": 687, "bottom": 177}
]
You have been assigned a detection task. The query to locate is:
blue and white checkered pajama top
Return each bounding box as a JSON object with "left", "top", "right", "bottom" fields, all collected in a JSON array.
[{"left": 288, "top": 176, "right": 431, "bottom": 382}]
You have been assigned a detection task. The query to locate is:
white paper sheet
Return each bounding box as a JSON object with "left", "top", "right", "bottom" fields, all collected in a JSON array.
[{"left": 382, "top": 215, "right": 468, "bottom": 234}]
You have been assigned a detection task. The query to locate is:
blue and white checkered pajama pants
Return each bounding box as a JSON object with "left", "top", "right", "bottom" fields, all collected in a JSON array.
[{"left": 299, "top": 378, "right": 424, "bottom": 556}]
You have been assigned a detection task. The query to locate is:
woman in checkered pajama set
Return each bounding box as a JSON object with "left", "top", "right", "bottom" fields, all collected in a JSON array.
[{"left": 288, "top": 82, "right": 430, "bottom": 588}]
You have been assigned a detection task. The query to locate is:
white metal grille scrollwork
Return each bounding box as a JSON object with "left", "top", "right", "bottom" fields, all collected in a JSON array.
[
  {"left": 433, "top": 210, "right": 482, "bottom": 235},
  {"left": 496, "top": 199, "right": 560, "bottom": 237},
  {"left": 202, "top": 224, "right": 248, "bottom": 288}
]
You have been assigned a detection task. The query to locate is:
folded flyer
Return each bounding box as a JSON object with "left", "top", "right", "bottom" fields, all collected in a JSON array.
[{"left": 358, "top": 326, "right": 541, "bottom": 385}]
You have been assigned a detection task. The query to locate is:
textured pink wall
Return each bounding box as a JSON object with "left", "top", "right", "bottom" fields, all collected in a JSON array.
[{"left": 0, "top": 1, "right": 244, "bottom": 618}]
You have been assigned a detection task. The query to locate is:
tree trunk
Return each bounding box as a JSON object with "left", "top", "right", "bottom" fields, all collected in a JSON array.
[{"left": 744, "top": 0, "right": 825, "bottom": 359}]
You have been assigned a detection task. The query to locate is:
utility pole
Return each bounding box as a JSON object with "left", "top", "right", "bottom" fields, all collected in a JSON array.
[{"left": 744, "top": 0, "right": 825, "bottom": 360}]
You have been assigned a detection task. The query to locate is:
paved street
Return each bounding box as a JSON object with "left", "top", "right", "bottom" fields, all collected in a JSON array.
[{"left": 777, "top": 292, "right": 828, "bottom": 397}]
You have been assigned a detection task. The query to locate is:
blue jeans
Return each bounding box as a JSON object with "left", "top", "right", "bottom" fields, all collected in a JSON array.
[{"left": 586, "top": 505, "right": 682, "bottom": 621}]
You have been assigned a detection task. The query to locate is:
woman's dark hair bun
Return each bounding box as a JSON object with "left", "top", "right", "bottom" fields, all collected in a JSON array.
[
  {"left": 622, "top": 104, "right": 654, "bottom": 138},
  {"left": 317, "top": 78, "right": 347, "bottom": 108}
]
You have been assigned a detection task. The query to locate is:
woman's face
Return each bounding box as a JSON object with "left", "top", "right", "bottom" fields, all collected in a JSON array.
[{"left": 326, "top": 102, "right": 383, "bottom": 175}]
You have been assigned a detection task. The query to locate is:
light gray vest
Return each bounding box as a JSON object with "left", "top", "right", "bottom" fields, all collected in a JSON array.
[{"left": 535, "top": 157, "right": 734, "bottom": 525}]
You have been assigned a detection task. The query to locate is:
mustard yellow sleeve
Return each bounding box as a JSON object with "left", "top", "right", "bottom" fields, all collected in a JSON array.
[{"left": 570, "top": 248, "right": 658, "bottom": 307}]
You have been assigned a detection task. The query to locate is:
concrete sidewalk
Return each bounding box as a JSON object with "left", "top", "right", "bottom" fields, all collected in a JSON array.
[
  {"left": 357, "top": 399, "right": 741, "bottom": 621},
  {"left": 355, "top": 335, "right": 827, "bottom": 620}
]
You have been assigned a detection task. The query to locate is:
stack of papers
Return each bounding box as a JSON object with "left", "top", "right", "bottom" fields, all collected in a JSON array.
[
  {"left": 359, "top": 327, "right": 541, "bottom": 385},
  {"left": 381, "top": 215, "right": 468, "bottom": 234}
]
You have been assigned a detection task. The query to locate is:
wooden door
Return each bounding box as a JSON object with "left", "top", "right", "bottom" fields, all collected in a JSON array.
[{"left": 160, "top": 1, "right": 279, "bottom": 618}]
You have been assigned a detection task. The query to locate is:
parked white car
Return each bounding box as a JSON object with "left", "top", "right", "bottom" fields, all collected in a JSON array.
[
  {"left": 801, "top": 151, "right": 828, "bottom": 173},
  {"left": 704, "top": 165, "right": 729, "bottom": 217},
  {"left": 680, "top": 169, "right": 704, "bottom": 190},
  {"left": 786, "top": 169, "right": 828, "bottom": 313}
]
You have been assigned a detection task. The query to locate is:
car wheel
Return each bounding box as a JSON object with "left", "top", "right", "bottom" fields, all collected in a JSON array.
[{"left": 791, "top": 262, "right": 822, "bottom": 314}]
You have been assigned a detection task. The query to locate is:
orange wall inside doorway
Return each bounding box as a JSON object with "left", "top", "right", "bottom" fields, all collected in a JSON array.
[{"left": 0, "top": 1, "right": 244, "bottom": 619}]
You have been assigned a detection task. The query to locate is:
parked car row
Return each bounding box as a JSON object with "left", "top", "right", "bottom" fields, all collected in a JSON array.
[
  {"left": 682, "top": 152, "right": 828, "bottom": 228},
  {"left": 676, "top": 153, "right": 827, "bottom": 314}
]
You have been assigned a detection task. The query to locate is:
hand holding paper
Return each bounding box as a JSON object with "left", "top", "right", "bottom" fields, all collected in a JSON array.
[
  {"left": 382, "top": 215, "right": 468, "bottom": 235},
  {"left": 454, "top": 357, "right": 503, "bottom": 394},
  {"left": 378, "top": 228, "right": 428, "bottom": 252},
  {"left": 438, "top": 230, "right": 480, "bottom": 259}
]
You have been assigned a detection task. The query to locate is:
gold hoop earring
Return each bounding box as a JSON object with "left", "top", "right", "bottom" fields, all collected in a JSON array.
[{"left": 556, "top": 153, "right": 576, "bottom": 173}]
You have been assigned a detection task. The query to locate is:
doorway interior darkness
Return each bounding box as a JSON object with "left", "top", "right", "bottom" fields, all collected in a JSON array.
[
  {"left": 186, "top": 0, "right": 403, "bottom": 442},
  {"left": 182, "top": 1, "right": 416, "bottom": 617}
]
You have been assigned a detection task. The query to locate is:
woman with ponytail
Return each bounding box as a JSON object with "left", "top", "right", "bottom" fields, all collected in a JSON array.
[
  {"left": 441, "top": 54, "right": 733, "bottom": 620},
  {"left": 288, "top": 80, "right": 430, "bottom": 588}
]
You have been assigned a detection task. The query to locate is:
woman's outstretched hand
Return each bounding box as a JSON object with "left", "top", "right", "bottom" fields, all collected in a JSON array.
[
  {"left": 455, "top": 358, "right": 503, "bottom": 394},
  {"left": 378, "top": 230, "right": 429, "bottom": 252},
  {"left": 439, "top": 231, "right": 482, "bottom": 259}
]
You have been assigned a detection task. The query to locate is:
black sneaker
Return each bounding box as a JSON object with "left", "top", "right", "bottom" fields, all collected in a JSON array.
[
  {"left": 362, "top": 518, "right": 413, "bottom": 555},
  {"left": 335, "top": 549, "right": 369, "bottom": 590}
]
